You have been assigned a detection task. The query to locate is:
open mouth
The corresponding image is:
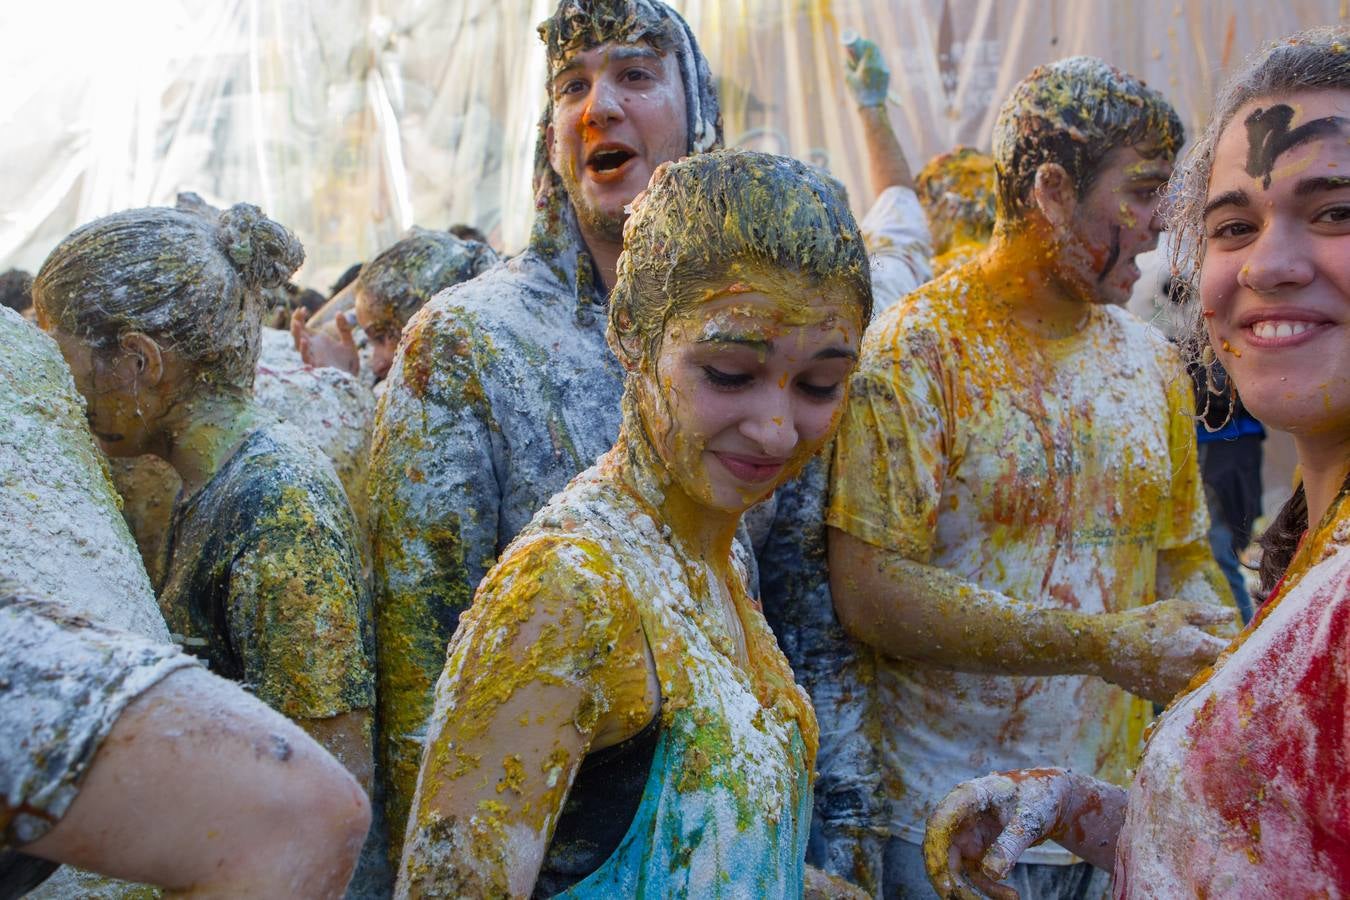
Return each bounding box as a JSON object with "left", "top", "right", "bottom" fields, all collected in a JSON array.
[{"left": 586, "top": 145, "right": 637, "bottom": 178}]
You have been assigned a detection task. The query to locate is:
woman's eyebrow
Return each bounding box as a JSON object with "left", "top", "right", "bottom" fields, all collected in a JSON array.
[
  {"left": 697, "top": 333, "right": 773, "bottom": 353},
  {"left": 813, "top": 347, "right": 858, "bottom": 361},
  {"left": 1294, "top": 174, "right": 1350, "bottom": 196},
  {"left": 1203, "top": 189, "right": 1250, "bottom": 218}
]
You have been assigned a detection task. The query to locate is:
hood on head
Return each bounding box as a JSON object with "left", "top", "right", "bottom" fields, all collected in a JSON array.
[{"left": 530, "top": 0, "right": 722, "bottom": 254}]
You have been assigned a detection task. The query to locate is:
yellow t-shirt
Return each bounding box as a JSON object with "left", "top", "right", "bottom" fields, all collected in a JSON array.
[{"left": 827, "top": 265, "right": 1211, "bottom": 861}]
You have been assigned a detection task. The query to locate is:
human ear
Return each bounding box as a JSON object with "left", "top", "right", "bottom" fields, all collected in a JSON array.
[
  {"left": 1031, "top": 163, "right": 1076, "bottom": 229},
  {"left": 118, "top": 332, "right": 165, "bottom": 389},
  {"left": 545, "top": 122, "right": 559, "bottom": 174}
]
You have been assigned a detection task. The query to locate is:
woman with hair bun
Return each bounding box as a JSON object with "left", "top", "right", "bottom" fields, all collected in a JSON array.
[{"left": 31, "top": 203, "right": 377, "bottom": 798}]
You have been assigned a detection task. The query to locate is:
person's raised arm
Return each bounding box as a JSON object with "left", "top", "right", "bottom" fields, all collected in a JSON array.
[
  {"left": 368, "top": 302, "right": 507, "bottom": 848},
  {"left": 397, "top": 536, "right": 655, "bottom": 897},
  {"left": 921, "top": 769, "right": 1127, "bottom": 899},
  {"left": 845, "top": 38, "right": 914, "bottom": 197},
  {"left": 291, "top": 307, "right": 361, "bottom": 375}
]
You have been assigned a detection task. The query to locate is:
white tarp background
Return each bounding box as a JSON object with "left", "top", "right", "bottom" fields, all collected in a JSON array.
[{"left": 1, "top": 0, "right": 1343, "bottom": 288}]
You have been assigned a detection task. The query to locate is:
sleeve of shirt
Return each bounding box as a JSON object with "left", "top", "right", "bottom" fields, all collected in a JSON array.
[
  {"left": 225, "top": 492, "right": 374, "bottom": 721},
  {"left": 366, "top": 300, "right": 505, "bottom": 845},
  {"left": 827, "top": 325, "right": 950, "bottom": 562},
  {"left": 1, "top": 590, "right": 199, "bottom": 849},
  {"left": 860, "top": 186, "right": 934, "bottom": 315}
]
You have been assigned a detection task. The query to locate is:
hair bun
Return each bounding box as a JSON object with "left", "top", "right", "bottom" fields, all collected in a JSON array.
[{"left": 216, "top": 203, "right": 305, "bottom": 290}]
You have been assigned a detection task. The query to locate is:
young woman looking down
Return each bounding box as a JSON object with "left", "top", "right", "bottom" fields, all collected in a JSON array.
[{"left": 396, "top": 149, "right": 872, "bottom": 898}]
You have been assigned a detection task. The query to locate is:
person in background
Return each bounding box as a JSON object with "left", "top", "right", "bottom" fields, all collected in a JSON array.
[
  {"left": 1194, "top": 357, "right": 1265, "bottom": 622},
  {"left": 31, "top": 204, "right": 379, "bottom": 889},
  {"left": 924, "top": 27, "right": 1350, "bottom": 897},
  {"left": 915, "top": 147, "right": 998, "bottom": 277},
  {"left": 290, "top": 227, "right": 499, "bottom": 383},
  {"left": 0, "top": 268, "right": 33, "bottom": 318}
]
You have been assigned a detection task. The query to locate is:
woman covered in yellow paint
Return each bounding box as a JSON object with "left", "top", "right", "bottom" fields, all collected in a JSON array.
[
  {"left": 396, "top": 149, "right": 872, "bottom": 897},
  {"left": 31, "top": 205, "right": 377, "bottom": 813}
]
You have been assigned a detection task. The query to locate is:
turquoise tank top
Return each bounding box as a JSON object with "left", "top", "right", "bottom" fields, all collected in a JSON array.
[{"left": 539, "top": 457, "right": 816, "bottom": 897}]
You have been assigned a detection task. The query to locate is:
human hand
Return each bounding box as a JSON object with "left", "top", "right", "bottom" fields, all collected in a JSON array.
[
  {"left": 923, "top": 770, "right": 1075, "bottom": 900},
  {"left": 844, "top": 36, "right": 890, "bottom": 109},
  {"left": 290, "top": 307, "right": 360, "bottom": 375},
  {"left": 804, "top": 865, "right": 870, "bottom": 899},
  {"left": 1099, "top": 599, "right": 1234, "bottom": 703}
]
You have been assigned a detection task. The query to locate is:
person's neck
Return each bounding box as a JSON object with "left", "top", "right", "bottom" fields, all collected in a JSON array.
[
  {"left": 1294, "top": 431, "right": 1350, "bottom": 535},
  {"left": 578, "top": 223, "right": 622, "bottom": 294},
  {"left": 982, "top": 222, "right": 1093, "bottom": 338},
  {"left": 158, "top": 388, "right": 266, "bottom": 498},
  {"left": 616, "top": 414, "right": 739, "bottom": 571}
]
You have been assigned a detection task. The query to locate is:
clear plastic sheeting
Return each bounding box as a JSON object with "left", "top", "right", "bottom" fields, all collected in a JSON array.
[{"left": 1, "top": 0, "right": 1343, "bottom": 288}]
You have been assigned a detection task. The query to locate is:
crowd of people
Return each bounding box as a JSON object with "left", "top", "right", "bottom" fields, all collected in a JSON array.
[{"left": 1, "top": 2, "right": 1346, "bottom": 898}]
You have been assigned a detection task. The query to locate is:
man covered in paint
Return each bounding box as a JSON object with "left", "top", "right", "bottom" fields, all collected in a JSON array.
[
  {"left": 826, "top": 58, "right": 1234, "bottom": 898},
  {"left": 367, "top": 0, "right": 722, "bottom": 855}
]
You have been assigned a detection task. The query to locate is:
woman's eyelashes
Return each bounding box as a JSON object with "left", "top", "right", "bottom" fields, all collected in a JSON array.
[
  {"left": 699, "top": 365, "right": 840, "bottom": 400},
  {"left": 700, "top": 365, "right": 753, "bottom": 390}
]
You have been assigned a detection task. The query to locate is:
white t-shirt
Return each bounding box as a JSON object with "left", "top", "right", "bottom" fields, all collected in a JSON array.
[{"left": 828, "top": 270, "right": 1217, "bottom": 862}]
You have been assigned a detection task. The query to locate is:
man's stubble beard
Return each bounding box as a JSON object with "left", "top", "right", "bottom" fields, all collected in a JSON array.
[{"left": 558, "top": 165, "right": 627, "bottom": 244}]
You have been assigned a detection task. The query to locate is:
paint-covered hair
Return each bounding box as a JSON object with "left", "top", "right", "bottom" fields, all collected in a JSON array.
[
  {"left": 355, "top": 227, "right": 500, "bottom": 332},
  {"left": 609, "top": 148, "right": 872, "bottom": 369},
  {"left": 916, "top": 146, "right": 997, "bottom": 257},
  {"left": 993, "top": 56, "right": 1183, "bottom": 226},
  {"left": 33, "top": 204, "right": 303, "bottom": 388},
  {"left": 530, "top": 0, "right": 721, "bottom": 256},
  {"left": 1164, "top": 26, "right": 1350, "bottom": 597}
]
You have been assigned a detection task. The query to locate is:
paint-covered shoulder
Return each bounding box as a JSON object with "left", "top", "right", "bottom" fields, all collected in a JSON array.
[
  {"left": 211, "top": 420, "right": 359, "bottom": 542},
  {"left": 857, "top": 267, "right": 974, "bottom": 381},
  {"left": 1101, "top": 302, "right": 1188, "bottom": 379}
]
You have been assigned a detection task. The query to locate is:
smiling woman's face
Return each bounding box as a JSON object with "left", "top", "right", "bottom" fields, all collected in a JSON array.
[
  {"left": 638, "top": 272, "right": 863, "bottom": 513},
  {"left": 1199, "top": 89, "right": 1350, "bottom": 441}
]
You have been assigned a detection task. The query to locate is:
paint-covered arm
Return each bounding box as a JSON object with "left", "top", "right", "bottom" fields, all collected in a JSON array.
[
  {"left": 368, "top": 304, "right": 505, "bottom": 842},
  {"left": 844, "top": 38, "right": 914, "bottom": 194},
  {"left": 225, "top": 509, "right": 376, "bottom": 785},
  {"left": 921, "top": 768, "right": 1128, "bottom": 898},
  {"left": 827, "top": 357, "right": 1229, "bottom": 703},
  {"left": 827, "top": 530, "right": 1227, "bottom": 702},
  {"left": 397, "top": 536, "right": 655, "bottom": 897}
]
